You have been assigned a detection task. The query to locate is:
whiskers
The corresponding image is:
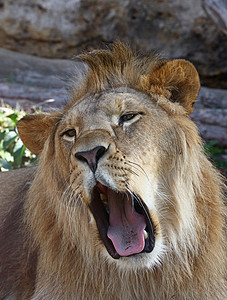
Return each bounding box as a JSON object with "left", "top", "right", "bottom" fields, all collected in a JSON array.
[{"left": 125, "top": 160, "right": 151, "bottom": 184}]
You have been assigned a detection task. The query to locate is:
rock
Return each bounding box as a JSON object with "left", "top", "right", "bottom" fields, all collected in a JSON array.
[
  {"left": 195, "top": 86, "right": 227, "bottom": 108},
  {"left": 191, "top": 108, "right": 227, "bottom": 147},
  {"left": 0, "top": 48, "right": 84, "bottom": 88},
  {"left": 0, "top": 0, "right": 226, "bottom": 88},
  {"left": 0, "top": 48, "right": 84, "bottom": 110},
  {"left": 202, "top": 0, "right": 227, "bottom": 34},
  {"left": 191, "top": 87, "right": 227, "bottom": 147},
  {"left": 0, "top": 82, "right": 67, "bottom": 111}
]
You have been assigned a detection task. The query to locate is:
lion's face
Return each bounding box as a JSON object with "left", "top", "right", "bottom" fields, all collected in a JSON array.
[
  {"left": 17, "top": 46, "right": 201, "bottom": 270},
  {"left": 49, "top": 88, "right": 183, "bottom": 268}
]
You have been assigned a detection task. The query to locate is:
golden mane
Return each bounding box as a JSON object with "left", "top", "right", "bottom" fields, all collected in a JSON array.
[{"left": 68, "top": 42, "right": 199, "bottom": 115}]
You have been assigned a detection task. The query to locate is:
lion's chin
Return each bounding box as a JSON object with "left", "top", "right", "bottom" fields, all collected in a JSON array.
[{"left": 89, "top": 183, "right": 156, "bottom": 260}]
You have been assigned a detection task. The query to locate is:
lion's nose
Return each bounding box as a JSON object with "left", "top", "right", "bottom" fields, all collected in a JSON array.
[{"left": 75, "top": 146, "right": 108, "bottom": 173}]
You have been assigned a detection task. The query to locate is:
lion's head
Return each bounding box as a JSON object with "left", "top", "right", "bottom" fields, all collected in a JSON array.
[{"left": 15, "top": 43, "right": 225, "bottom": 298}]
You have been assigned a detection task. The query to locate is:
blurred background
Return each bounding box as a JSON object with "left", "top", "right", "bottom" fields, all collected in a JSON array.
[{"left": 0, "top": 0, "right": 226, "bottom": 173}]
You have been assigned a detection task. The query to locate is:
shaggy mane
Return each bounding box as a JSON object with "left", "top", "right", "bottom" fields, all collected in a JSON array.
[{"left": 68, "top": 42, "right": 160, "bottom": 104}]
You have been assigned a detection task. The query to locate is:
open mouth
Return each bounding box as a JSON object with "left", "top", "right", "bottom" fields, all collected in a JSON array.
[{"left": 89, "top": 183, "right": 155, "bottom": 259}]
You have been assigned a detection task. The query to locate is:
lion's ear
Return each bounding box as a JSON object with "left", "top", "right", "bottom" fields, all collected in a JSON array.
[
  {"left": 146, "top": 59, "right": 200, "bottom": 114},
  {"left": 17, "top": 113, "right": 59, "bottom": 154}
]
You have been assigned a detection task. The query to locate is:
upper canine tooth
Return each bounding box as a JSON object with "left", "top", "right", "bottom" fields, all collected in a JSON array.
[
  {"left": 100, "top": 193, "right": 107, "bottom": 201},
  {"left": 143, "top": 230, "right": 148, "bottom": 240}
]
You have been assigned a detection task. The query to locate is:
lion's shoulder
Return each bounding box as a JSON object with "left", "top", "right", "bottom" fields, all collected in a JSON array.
[{"left": 0, "top": 166, "right": 37, "bottom": 298}]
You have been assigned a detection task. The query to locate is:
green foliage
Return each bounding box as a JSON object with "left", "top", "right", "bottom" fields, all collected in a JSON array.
[
  {"left": 0, "top": 105, "right": 38, "bottom": 171},
  {"left": 204, "top": 141, "right": 227, "bottom": 175}
]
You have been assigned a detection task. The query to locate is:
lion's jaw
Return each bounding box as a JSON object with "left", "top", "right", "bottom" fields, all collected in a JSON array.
[
  {"left": 54, "top": 89, "right": 170, "bottom": 269},
  {"left": 69, "top": 153, "right": 164, "bottom": 270}
]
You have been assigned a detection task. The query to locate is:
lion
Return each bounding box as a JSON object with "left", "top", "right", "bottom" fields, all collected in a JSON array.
[{"left": 0, "top": 43, "right": 226, "bottom": 299}]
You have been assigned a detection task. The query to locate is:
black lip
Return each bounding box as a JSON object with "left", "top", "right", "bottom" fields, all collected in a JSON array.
[{"left": 89, "top": 185, "right": 155, "bottom": 259}]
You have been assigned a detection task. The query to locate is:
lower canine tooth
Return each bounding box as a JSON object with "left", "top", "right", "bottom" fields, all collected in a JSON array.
[{"left": 143, "top": 230, "right": 148, "bottom": 240}]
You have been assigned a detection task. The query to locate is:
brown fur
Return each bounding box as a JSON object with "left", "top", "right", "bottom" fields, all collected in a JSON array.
[{"left": 0, "top": 43, "right": 226, "bottom": 299}]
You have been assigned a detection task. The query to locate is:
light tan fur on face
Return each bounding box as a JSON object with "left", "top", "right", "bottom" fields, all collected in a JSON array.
[{"left": 0, "top": 42, "right": 226, "bottom": 299}]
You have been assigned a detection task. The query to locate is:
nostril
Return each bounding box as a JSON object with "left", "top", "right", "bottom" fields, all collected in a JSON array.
[
  {"left": 75, "top": 153, "right": 88, "bottom": 164},
  {"left": 96, "top": 146, "right": 107, "bottom": 161},
  {"left": 75, "top": 146, "right": 108, "bottom": 173}
]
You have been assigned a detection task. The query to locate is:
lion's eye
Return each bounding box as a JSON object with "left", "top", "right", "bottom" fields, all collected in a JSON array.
[
  {"left": 62, "top": 129, "right": 76, "bottom": 142},
  {"left": 119, "top": 113, "right": 139, "bottom": 126},
  {"left": 119, "top": 113, "right": 136, "bottom": 126}
]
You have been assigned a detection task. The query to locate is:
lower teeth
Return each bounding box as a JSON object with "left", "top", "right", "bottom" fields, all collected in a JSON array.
[{"left": 143, "top": 230, "right": 148, "bottom": 239}]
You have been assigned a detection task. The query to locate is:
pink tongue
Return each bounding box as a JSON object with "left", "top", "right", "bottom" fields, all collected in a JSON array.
[{"left": 107, "top": 190, "right": 146, "bottom": 256}]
